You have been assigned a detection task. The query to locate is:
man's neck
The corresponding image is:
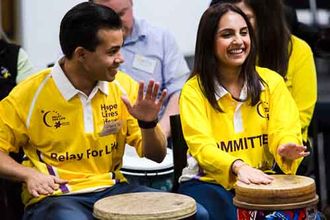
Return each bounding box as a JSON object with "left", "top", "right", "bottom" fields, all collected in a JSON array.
[{"left": 61, "top": 58, "right": 97, "bottom": 96}]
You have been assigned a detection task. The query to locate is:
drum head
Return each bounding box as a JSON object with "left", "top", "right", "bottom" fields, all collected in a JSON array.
[
  {"left": 121, "top": 145, "right": 173, "bottom": 174},
  {"left": 93, "top": 192, "right": 196, "bottom": 220},
  {"left": 233, "top": 175, "right": 319, "bottom": 210}
]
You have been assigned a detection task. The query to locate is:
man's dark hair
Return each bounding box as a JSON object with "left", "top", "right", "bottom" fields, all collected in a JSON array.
[{"left": 60, "top": 2, "right": 122, "bottom": 59}]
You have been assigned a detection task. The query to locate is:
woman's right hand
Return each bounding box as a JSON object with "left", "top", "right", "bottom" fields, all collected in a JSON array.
[{"left": 232, "top": 160, "right": 273, "bottom": 184}]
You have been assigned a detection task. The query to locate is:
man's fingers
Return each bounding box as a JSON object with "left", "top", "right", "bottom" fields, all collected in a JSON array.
[
  {"left": 151, "top": 83, "right": 160, "bottom": 101},
  {"left": 137, "top": 81, "right": 144, "bottom": 102},
  {"left": 31, "top": 190, "right": 40, "bottom": 198},
  {"left": 145, "top": 80, "right": 154, "bottom": 99},
  {"left": 53, "top": 176, "right": 68, "bottom": 185},
  {"left": 36, "top": 187, "right": 50, "bottom": 196},
  {"left": 157, "top": 90, "right": 167, "bottom": 105},
  {"left": 43, "top": 185, "right": 55, "bottom": 194}
]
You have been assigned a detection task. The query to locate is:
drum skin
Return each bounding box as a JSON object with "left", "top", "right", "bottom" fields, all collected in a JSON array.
[
  {"left": 93, "top": 192, "right": 196, "bottom": 220},
  {"left": 233, "top": 175, "right": 319, "bottom": 210}
]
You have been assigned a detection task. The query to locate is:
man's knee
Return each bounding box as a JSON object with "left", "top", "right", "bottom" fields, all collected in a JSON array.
[{"left": 24, "top": 197, "right": 92, "bottom": 220}]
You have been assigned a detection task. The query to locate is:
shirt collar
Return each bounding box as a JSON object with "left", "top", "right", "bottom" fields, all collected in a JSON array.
[
  {"left": 51, "top": 57, "right": 109, "bottom": 101},
  {"left": 124, "top": 18, "right": 146, "bottom": 45},
  {"left": 214, "top": 80, "right": 265, "bottom": 101}
]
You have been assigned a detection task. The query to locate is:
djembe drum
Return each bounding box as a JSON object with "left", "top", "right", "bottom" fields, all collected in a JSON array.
[
  {"left": 121, "top": 145, "right": 174, "bottom": 191},
  {"left": 93, "top": 192, "right": 196, "bottom": 220},
  {"left": 233, "top": 175, "right": 319, "bottom": 220}
]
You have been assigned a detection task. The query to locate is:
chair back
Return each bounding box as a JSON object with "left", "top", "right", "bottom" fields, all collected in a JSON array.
[
  {"left": 0, "top": 150, "right": 25, "bottom": 220},
  {"left": 169, "top": 114, "right": 188, "bottom": 192}
]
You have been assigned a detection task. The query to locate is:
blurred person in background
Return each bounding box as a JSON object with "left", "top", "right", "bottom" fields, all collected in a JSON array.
[
  {"left": 0, "top": 28, "right": 34, "bottom": 100},
  {"left": 91, "top": 0, "right": 190, "bottom": 139}
]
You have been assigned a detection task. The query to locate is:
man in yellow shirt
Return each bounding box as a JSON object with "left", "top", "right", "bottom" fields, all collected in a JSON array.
[{"left": 0, "top": 2, "right": 167, "bottom": 219}]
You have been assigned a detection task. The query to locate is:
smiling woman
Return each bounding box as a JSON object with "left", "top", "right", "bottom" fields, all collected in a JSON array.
[{"left": 176, "top": 3, "right": 309, "bottom": 219}]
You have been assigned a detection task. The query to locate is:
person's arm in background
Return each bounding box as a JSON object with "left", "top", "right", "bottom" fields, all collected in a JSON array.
[
  {"left": 16, "top": 48, "right": 34, "bottom": 83},
  {"left": 159, "top": 92, "right": 180, "bottom": 137},
  {"left": 288, "top": 36, "right": 317, "bottom": 143},
  {"left": 159, "top": 30, "right": 190, "bottom": 138}
]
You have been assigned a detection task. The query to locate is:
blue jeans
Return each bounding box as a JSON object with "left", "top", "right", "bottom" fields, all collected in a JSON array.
[
  {"left": 23, "top": 183, "right": 159, "bottom": 220},
  {"left": 179, "top": 179, "right": 236, "bottom": 220}
]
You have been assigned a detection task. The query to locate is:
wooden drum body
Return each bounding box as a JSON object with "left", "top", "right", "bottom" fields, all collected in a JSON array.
[
  {"left": 93, "top": 192, "right": 196, "bottom": 220},
  {"left": 233, "top": 175, "right": 319, "bottom": 220}
]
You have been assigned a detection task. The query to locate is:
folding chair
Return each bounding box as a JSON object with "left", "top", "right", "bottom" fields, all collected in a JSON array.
[{"left": 169, "top": 114, "right": 188, "bottom": 192}]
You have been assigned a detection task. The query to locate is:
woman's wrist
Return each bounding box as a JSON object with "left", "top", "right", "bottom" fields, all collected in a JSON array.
[{"left": 231, "top": 159, "right": 246, "bottom": 175}]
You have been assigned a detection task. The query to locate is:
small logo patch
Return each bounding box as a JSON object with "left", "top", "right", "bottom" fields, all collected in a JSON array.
[
  {"left": 257, "top": 101, "right": 269, "bottom": 119},
  {"left": 41, "top": 110, "right": 70, "bottom": 128},
  {"left": 0, "top": 66, "right": 11, "bottom": 79}
]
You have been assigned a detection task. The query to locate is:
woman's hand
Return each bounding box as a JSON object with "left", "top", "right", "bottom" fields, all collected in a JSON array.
[
  {"left": 277, "top": 143, "right": 310, "bottom": 160},
  {"left": 232, "top": 160, "right": 273, "bottom": 184}
]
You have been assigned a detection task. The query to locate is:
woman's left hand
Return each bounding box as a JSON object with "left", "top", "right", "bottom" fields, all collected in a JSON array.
[
  {"left": 277, "top": 143, "right": 310, "bottom": 160},
  {"left": 121, "top": 80, "right": 167, "bottom": 122}
]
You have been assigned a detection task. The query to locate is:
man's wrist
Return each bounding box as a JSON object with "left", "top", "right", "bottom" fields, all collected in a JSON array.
[{"left": 138, "top": 119, "right": 158, "bottom": 129}]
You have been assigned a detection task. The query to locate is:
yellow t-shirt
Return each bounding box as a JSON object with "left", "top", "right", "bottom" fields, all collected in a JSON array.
[
  {"left": 179, "top": 67, "right": 302, "bottom": 189},
  {"left": 286, "top": 35, "right": 317, "bottom": 142},
  {"left": 0, "top": 63, "right": 141, "bottom": 206}
]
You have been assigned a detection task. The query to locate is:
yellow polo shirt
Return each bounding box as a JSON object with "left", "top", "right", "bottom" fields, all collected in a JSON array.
[
  {"left": 0, "top": 61, "right": 141, "bottom": 206},
  {"left": 179, "top": 67, "right": 302, "bottom": 189}
]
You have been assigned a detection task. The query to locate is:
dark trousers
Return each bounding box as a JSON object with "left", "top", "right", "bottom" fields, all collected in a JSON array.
[
  {"left": 23, "top": 183, "right": 156, "bottom": 220},
  {"left": 178, "top": 179, "right": 236, "bottom": 220}
]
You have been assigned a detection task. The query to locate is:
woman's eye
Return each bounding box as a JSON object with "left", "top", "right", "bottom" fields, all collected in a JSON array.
[
  {"left": 221, "top": 33, "right": 232, "bottom": 38},
  {"left": 241, "top": 31, "right": 248, "bottom": 36}
]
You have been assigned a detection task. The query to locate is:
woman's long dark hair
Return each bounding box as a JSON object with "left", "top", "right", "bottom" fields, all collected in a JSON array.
[
  {"left": 191, "top": 3, "right": 262, "bottom": 112},
  {"left": 247, "top": 0, "right": 292, "bottom": 78},
  {"left": 210, "top": 0, "right": 292, "bottom": 78}
]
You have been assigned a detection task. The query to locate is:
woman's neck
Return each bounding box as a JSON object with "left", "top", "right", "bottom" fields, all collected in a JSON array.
[{"left": 218, "top": 66, "right": 244, "bottom": 99}]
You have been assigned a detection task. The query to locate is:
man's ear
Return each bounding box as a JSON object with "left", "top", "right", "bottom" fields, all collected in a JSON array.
[{"left": 74, "top": 47, "right": 86, "bottom": 62}]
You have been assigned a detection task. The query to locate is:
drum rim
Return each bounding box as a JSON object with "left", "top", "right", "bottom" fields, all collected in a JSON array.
[
  {"left": 233, "top": 195, "right": 319, "bottom": 211},
  {"left": 121, "top": 162, "right": 173, "bottom": 171},
  {"left": 93, "top": 192, "right": 196, "bottom": 220},
  {"left": 120, "top": 167, "right": 174, "bottom": 176},
  {"left": 235, "top": 175, "right": 315, "bottom": 191},
  {"left": 93, "top": 208, "right": 196, "bottom": 220},
  {"left": 122, "top": 145, "right": 173, "bottom": 171}
]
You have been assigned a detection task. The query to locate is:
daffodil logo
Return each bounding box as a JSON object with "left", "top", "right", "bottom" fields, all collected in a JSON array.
[
  {"left": 0, "top": 66, "right": 11, "bottom": 79},
  {"left": 257, "top": 101, "right": 269, "bottom": 119},
  {"left": 41, "top": 110, "right": 70, "bottom": 128}
]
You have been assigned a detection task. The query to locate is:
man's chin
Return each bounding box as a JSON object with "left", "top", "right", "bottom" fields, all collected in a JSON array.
[
  {"left": 106, "top": 70, "right": 117, "bottom": 82},
  {"left": 105, "top": 76, "right": 116, "bottom": 82}
]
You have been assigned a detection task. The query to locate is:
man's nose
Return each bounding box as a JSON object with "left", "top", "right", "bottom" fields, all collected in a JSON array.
[{"left": 115, "top": 52, "right": 124, "bottom": 64}]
